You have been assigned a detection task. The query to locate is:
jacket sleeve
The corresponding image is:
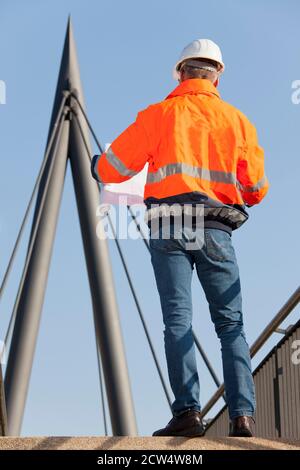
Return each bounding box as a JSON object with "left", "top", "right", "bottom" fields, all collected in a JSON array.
[
  {"left": 237, "top": 118, "right": 269, "bottom": 206},
  {"left": 92, "top": 110, "right": 151, "bottom": 184}
]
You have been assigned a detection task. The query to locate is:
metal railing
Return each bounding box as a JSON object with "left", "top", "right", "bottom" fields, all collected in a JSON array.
[
  {"left": 200, "top": 286, "right": 300, "bottom": 419},
  {"left": 205, "top": 316, "right": 300, "bottom": 438}
]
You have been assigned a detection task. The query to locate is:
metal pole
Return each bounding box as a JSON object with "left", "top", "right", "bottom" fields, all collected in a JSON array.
[
  {"left": 69, "top": 114, "right": 137, "bottom": 435},
  {"left": 0, "top": 365, "right": 8, "bottom": 436},
  {"left": 0, "top": 93, "right": 69, "bottom": 302},
  {"left": 4, "top": 117, "right": 70, "bottom": 435},
  {"left": 250, "top": 286, "right": 300, "bottom": 357},
  {"left": 95, "top": 340, "right": 108, "bottom": 436},
  {"left": 65, "top": 19, "right": 137, "bottom": 435}
]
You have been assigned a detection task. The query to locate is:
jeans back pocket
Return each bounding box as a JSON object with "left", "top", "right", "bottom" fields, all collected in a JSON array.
[{"left": 204, "top": 229, "right": 233, "bottom": 262}]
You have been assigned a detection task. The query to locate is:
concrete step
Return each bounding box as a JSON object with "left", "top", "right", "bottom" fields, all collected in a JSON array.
[{"left": 0, "top": 436, "right": 299, "bottom": 450}]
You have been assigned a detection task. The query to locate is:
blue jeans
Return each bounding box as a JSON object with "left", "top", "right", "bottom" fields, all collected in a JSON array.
[{"left": 149, "top": 224, "right": 256, "bottom": 420}]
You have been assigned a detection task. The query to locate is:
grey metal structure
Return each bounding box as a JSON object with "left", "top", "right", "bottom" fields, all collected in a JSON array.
[
  {"left": 0, "top": 366, "right": 7, "bottom": 436},
  {"left": 205, "top": 317, "right": 300, "bottom": 438},
  {"left": 4, "top": 19, "right": 137, "bottom": 436},
  {"left": 200, "top": 286, "right": 300, "bottom": 419},
  {"left": 4, "top": 110, "right": 70, "bottom": 436}
]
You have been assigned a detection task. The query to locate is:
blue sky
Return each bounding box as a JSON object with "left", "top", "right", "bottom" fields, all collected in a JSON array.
[{"left": 0, "top": 0, "right": 299, "bottom": 436}]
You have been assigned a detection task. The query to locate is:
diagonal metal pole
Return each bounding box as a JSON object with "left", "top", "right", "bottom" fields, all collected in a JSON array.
[
  {"left": 4, "top": 110, "right": 69, "bottom": 435},
  {"left": 64, "top": 112, "right": 109, "bottom": 437},
  {"left": 95, "top": 336, "right": 108, "bottom": 436},
  {"left": 1, "top": 98, "right": 69, "bottom": 375},
  {"left": 66, "top": 20, "right": 137, "bottom": 435},
  {"left": 3, "top": 105, "right": 67, "bottom": 361},
  {"left": 5, "top": 108, "right": 67, "bottom": 349},
  {"left": 0, "top": 93, "right": 69, "bottom": 303},
  {"left": 0, "top": 365, "right": 8, "bottom": 436}
]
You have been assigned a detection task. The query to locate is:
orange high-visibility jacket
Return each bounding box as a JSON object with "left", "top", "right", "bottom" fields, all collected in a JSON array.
[{"left": 93, "top": 79, "right": 269, "bottom": 231}]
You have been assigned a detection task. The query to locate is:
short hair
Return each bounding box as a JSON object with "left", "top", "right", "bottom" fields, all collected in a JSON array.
[{"left": 179, "top": 58, "right": 219, "bottom": 82}]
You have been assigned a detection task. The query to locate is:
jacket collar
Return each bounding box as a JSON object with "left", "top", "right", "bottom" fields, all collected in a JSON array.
[{"left": 166, "top": 78, "right": 220, "bottom": 100}]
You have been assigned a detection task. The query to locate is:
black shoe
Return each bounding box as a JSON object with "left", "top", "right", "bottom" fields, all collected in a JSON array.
[
  {"left": 152, "top": 409, "right": 205, "bottom": 437},
  {"left": 229, "top": 416, "right": 255, "bottom": 437}
]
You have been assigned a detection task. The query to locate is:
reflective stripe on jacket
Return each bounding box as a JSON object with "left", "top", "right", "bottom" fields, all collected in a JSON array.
[{"left": 93, "top": 79, "right": 269, "bottom": 230}]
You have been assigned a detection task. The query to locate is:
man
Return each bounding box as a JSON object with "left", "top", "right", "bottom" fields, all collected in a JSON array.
[{"left": 91, "top": 39, "right": 269, "bottom": 437}]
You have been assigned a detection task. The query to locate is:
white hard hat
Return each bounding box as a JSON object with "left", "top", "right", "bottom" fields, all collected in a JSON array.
[{"left": 173, "top": 39, "right": 225, "bottom": 80}]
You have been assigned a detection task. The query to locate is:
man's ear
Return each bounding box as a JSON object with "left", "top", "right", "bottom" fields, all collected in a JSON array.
[{"left": 214, "top": 77, "right": 219, "bottom": 87}]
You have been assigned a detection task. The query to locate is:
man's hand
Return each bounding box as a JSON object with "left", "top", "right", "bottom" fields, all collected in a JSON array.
[{"left": 91, "top": 154, "right": 101, "bottom": 182}]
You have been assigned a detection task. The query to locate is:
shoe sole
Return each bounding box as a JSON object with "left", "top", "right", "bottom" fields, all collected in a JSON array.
[
  {"left": 154, "top": 425, "right": 205, "bottom": 437},
  {"left": 229, "top": 431, "right": 253, "bottom": 437}
]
